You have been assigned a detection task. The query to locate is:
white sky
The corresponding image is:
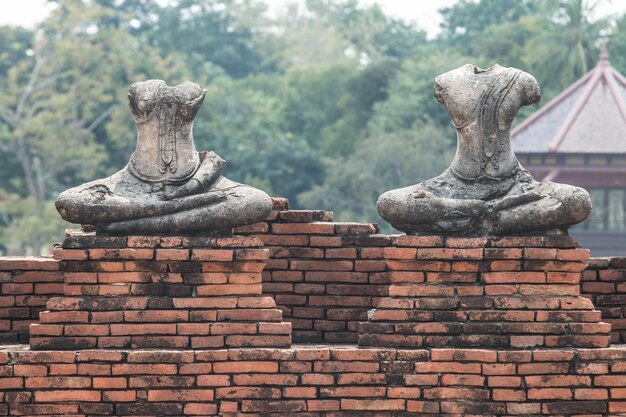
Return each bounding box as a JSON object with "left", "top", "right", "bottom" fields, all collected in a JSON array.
[
  {"left": 0, "top": 0, "right": 480, "bottom": 37},
  {"left": 0, "top": 0, "right": 625, "bottom": 38}
]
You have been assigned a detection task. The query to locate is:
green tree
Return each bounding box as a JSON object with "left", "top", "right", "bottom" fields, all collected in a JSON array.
[
  {"left": 439, "top": 0, "right": 539, "bottom": 55},
  {"left": 194, "top": 73, "right": 325, "bottom": 204},
  {"left": 0, "top": 0, "right": 179, "bottom": 254},
  {"left": 523, "top": 0, "right": 609, "bottom": 98},
  {"left": 299, "top": 123, "right": 454, "bottom": 228},
  {"left": 128, "top": 0, "right": 271, "bottom": 78}
]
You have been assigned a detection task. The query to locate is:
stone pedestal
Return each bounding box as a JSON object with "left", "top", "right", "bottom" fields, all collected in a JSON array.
[
  {"left": 29, "top": 230, "right": 291, "bottom": 350},
  {"left": 359, "top": 235, "right": 611, "bottom": 349}
]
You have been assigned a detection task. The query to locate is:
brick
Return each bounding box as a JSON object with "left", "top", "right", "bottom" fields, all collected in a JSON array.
[
  {"left": 125, "top": 310, "right": 188, "bottom": 323},
  {"left": 213, "top": 361, "right": 278, "bottom": 373},
  {"left": 547, "top": 271, "right": 580, "bottom": 283},
  {"left": 407, "top": 400, "right": 440, "bottom": 413},
  {"left": 112, "top": 364, "right": 177, "bottom": 375},
  {"left": 423, "top": 387, "right": 489, "bottom": 400},
  {"left": 557, "top": 248, "right": 590, "bottom": 261},
  {"left": 483, "top": 271, "right": 545, "bottom": 283},
  {"left": 291, "top": 260, "right": 353, "bottom": 271},
  {"left": 184, "top": 403, "right": 218, "bottom": 414},
  {"left": 305, "top": 271, "right": 367, "bottom": 283},
  {"left": 414, "top": 362, "right": 481, "bottom": 374},
  {"left": 2, "top": 283, "right": 33, "bottom": 294},
  {"left": 519, "top": 284, "right": 579, "bottom": 295},
  {"left": 575, "top": 388, "right": 608, "bottom": 400},
  {"left": 13, "top": 365, "right": 47, "bottom": 376},
  {"left": 0, "top": 378, "right": 24, "bottom": 389},
  {"left": 431, "top": 349, "right": 497, "bottom": 362},
  {"left": 595, "top": 375, "right": 626, "bottom": 386},
  {"left": 34, "top": 390, "right": 101, "bottom": 402},
  {"left": 387, "top": 260, "right": 450, "bottom": 271},
  {"left": 405, "top": 374, "right": 439, "bottom": 385},
  {"left": 272, "top": 223, "right": 334, "bottom": 234},
  {"left": 26, "top": 376, "right": 91, "bottom": 389},
  {"left": 488, "top": 376, "right": 522, "bottom": 387},
  {"left": 93, "top": 377, "right": 127, "bottom": 389},
  {"left": 301, "top": 374, "right": 334, "bottom": 385},
  {"left": 543, "top": 400, "right": 607, "bottom": 414},
  {"left": 490, "top": 260, "right": 521, "bottom": 271},
  {"left": 235, "top": 249, "right": 269, "bottom": 260},
  {"left": 0, "top": 257, "right": 59, "bottom": 271},
  {"left": 484, "top": 248, "right": 523, "bottom": 259},
  {"left": 492, "top": 389, "right": 526, "bottom": 401},
  {"left": 393, "top": 235, "right": 443, "bottom": 247},
  {"left": 283, "top": 387, "right": 317, "bottom": 398},
  {"left": 527, "top": 388, "right": 572, "bottom": 399},
  {"left": 196, "top": 375, "right": 231, "bottom": 386},
  {"left": 307, "top": 399, "right": 340, "bottom": 411},
  {"left": 326, "top": 248, "right": 357, "bottom": 259},
  {"left": 336, "top": 373, "right": 386, "bottom": 385},
  {"left": 196, "top": 284, "right": 262, "bottom": 296},
  {"left": 524, "top": 248, "right": 557, "bottom": 259},
  {"left": 417, "top": 248, "right": 483, "bottom": 260},
  {"left": 524, "top": 259, "right": 587, "bottom": 272},
  {"left": 441, "top": 374, "right": 485, "bottom": 386},
  {"left": 148, "top": 389, "right": 214, "bottom": 401},
  {"left": 155, "top": 249, "right": 189, "bottom": 261},
  {"left": 314, "top": 361, "right": 379, "bottom": 373},
  {"left": 234, "top": 221, "right": 269, "bottom": 234},
  {"left": 354, "top": 260, "right": 385, "bottom": 271},
  {"left": 191, "top": 249, "right": 234, "bottom": 261},
  {"left": 518, "top": 362, "right": 569, "bottom": 374},
  {"left": 340, "top": 399, "right": 405, "bottom": 411},
  {"left": 110, "top": 323, "right": 177, "bottom": 335},
  {"left": 383, "top": 248, "right": 417, "bottom": 259},
  {"left": 308, "top": 236, "right": 340, "bottom": 247},
  {"left": 234, "top": 374, "right": 297, "bottom": 386},
  {"left": 242, "top": 400, "right": 306, "bottom": 412},
  {"left": 39, "top": 311, "right": 88, "bottom": 323},
  {"left": 506, "top": 402, "right": 541, "bottom": 414}
]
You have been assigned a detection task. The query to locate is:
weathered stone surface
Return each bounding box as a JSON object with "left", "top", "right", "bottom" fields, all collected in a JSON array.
[
  {"left": 56, "top": 80, "right": 272, "bottom": 235},
  {"left": 377, "top": 64, "right": 591, "bottom": 236}
]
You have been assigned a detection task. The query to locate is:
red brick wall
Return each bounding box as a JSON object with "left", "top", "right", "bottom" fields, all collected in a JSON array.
[
  {"left": 0, "top": 201, "right": 624, "bottom": 415},
  {"left": 236, "top": 203, "right": 621, "bottom": 346},
  {"left": 235, "top": 208, "right": 386, "bottom": 344},
  {"left": 0, "top": 205, "right": 625, "bottom": 346},
  {"left": 583, "top": 257, "right": 626, "bottom": 344},
  {"left": 0, "top": 257, "right": 62, "bottom": 344},
  {"left": 1, "top": 346, "right": 625, "bottom": 415}
]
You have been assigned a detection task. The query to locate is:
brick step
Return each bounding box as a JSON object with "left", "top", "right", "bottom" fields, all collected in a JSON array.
[
  {"left": 31, "top": 231, "right": 293, "bottom": 351},
  {"left": 1, "top": 344, "right": 625, "bottom": 416},
  {"left": 44, "top": 296, "right": 279, "bottom": 311}
]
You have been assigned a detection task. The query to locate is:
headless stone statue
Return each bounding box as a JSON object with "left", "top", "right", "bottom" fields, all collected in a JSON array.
[
  {"left": 377, "top": 64, "right": 591, "bottom": 235},
  {"left": 56, "top": 80, "right": 272, "bottom": 234}
]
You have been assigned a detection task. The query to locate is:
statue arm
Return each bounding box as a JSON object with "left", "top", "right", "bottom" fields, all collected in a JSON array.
[{"left": 162, "top": 151, "right": 226, "bottom": 200}]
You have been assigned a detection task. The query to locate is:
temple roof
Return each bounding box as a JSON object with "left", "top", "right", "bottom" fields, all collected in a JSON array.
[{"left": 512, "top": 43, "right": 626, "bottom": 154}]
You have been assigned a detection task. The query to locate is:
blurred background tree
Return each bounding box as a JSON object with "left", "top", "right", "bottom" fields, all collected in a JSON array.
[{"left": 0, "top": 0, "right": 621, "bottom": 254}]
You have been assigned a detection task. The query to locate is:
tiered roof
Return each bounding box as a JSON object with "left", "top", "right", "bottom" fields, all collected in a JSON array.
[{"left": 512, "top": 43, "right": 626, "bottom": 154}]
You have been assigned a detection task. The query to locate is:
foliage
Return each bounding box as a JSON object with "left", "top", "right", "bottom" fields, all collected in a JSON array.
[{"left": 0, "top": 0, "right": 621, "bottom": 254}]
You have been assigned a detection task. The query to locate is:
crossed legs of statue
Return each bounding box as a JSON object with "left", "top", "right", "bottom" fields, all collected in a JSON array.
[{"left": 377, "top": 169, "right": 591, "bottom": 236}]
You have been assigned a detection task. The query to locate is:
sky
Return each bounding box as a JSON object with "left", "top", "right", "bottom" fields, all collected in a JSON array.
[
  {"left": 0, "top": 0, "right": 466, "bottom": 37},
  {"left": 1, "top": 0, "right": 625, "bottom": 38}
]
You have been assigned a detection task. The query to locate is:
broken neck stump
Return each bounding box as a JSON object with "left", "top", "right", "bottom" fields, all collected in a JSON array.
[{"left": 30, "top": 230, "right": 291, "bottom": 350}]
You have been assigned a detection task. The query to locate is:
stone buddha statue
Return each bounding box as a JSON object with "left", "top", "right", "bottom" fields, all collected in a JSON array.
[
  {"left": 377, "top": 64, "right": 591, "bottom": 235},
  {"left": 56, "top": 80, "right": 272, "bottom": 234}
]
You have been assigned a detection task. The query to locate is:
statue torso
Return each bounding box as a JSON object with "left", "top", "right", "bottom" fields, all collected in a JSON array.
[
  {"left": 127, "top": 80, "right": 205, "bottom": 183},
  {"left": 435, "top": 64, "right": 540, "bottom": 180}
]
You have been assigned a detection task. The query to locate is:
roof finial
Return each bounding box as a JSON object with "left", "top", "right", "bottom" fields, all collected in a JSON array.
[{"left": 599, "top": 39, "right": 609, "bottom": 66}]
